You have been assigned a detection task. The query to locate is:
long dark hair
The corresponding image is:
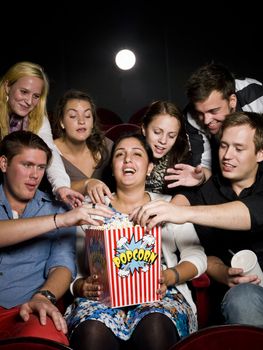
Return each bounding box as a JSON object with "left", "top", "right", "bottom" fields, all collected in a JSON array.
[
  {"left": 112, "top": 131, "right": 154, "bottom": 163},
  {"left": 142, "top": 100, "right": 191, "bottom": 167},
  {"left": 106, "top": 131, "right": 154, "bottom": 192}
]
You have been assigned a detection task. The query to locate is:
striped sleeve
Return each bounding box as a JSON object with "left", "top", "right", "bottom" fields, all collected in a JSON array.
[{"left": 235, "top": 78, "right": 263, "bottom": 113}]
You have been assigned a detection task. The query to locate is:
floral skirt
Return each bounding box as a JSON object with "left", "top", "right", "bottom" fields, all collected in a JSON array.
[{"left": 65, "top": 288, "right": 197, "bottom": 341}]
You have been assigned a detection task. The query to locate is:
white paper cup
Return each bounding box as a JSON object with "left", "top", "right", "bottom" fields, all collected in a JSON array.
[{"left": 231, "top": 249, "right": 263, "bottom": 287}]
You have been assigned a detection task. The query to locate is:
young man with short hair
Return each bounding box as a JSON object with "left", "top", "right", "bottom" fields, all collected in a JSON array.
[
  {"left": 0, "top": 130, "right": 113, "bottom": 344},
  {"left": 133, "top": 111, "right": 263, "bottom": 326},
  {"left": 165, "top": 63, "right": 263, "bottom": 188}
]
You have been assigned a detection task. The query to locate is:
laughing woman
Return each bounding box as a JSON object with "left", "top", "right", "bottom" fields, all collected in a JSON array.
[{"left": 65, "top": 132, "right": 207, "bottom": 350}]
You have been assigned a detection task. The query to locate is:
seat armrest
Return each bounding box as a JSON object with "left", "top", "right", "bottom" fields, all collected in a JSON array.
[
  {"left": 191, "top": 273, "right": 211, "bottom": 288},
  {"left": 190, "top": 273, "right": 211, "bottom": 328}
]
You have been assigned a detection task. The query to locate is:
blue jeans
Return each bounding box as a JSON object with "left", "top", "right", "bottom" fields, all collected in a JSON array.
[{"left": 221, "top": 283, "right": 263, "bottom": 327}]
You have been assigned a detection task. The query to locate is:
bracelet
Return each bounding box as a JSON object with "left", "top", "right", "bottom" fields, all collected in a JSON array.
[
  {"left": 53, "top": 213, "right": 59, "bottom": 230},
  {"left": 170, "top": 267, "right": 180, "bottom": 285}
]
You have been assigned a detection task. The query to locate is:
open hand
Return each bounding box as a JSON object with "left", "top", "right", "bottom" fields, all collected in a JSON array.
[
  {"left": 19, "top": 299, "right": 67, "bottom": 334},
  {"left": 165, "top": 164, "right": 205, "bottom": 188}
]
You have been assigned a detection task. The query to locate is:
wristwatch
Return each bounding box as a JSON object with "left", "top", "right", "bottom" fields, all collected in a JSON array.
[{"left": 33, "top": 290, "right": 57, "bottom": 305}]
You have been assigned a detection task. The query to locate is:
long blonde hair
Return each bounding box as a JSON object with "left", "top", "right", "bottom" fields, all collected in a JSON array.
[{"left": 0, "top": 61, "right": 49, "bottom": 140}]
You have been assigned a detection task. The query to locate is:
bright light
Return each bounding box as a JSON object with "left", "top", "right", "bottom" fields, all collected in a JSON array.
[{"left": 115, "top": 49, "right": 136, "bottom": 70}]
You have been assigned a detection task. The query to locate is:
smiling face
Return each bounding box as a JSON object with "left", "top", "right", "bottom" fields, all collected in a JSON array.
[
  {"left": 61, "top": 99, "right": 94, "bottom": 142},
  {"left": 142, "top": 114, "right": 180, "bottom": 159},
  {"left": 195, "top": 90, "right": 237, "bottom": 135},
  {"left": 6, "top": 76, "right": 43, "bottom": 117},
  {"left": 112, "top": 136, "right": 153, "bottom": 189},
  {"left": 219, "top": 124, "right": 263, "bottom": 191},
  {"left": 0, "top": 147, "right": 47, "bottom": 209}
]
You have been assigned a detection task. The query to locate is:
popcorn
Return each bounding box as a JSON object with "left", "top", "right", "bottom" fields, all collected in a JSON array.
[
  {"left": 82, "top": 195, "right": 137, "bottom": 230},
  {"left": 84, "top": 224, "right": 161, "bottom": 307},
  {"left": 85, "top": 211, "right": 135, "bottom": 230},
  {"left": 82, "top": 198, "right": 161, "bottom": 307}
]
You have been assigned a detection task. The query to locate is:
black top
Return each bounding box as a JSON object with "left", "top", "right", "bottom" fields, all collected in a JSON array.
[{"left": 181, "top": 162, "right": 263, "bottom": 268}]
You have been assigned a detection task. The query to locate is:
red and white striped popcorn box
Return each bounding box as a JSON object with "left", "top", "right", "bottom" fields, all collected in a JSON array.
[{"left": 84, "top": 225, "right": 161, "bottom": 308}]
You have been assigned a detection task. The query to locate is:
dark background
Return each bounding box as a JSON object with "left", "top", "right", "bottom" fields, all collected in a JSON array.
[{"left": 2, "top": 1, "right": 262, "bottom": 122}]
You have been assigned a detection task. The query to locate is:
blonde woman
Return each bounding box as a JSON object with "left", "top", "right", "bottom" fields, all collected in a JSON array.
[{"left": 0, "top": 61, "right": 83, "bottom": 206}]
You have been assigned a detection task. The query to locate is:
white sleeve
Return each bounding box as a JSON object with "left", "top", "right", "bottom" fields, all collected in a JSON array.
[
  {"left": 186, "top": 112, "right": 211, "bottom": 170},
  {"left": 38, "top": 116, "right": 71, "bottom": 191},
  {"left": 200, "top": 133, "right": 212, "bottom": 170},
  {"left": 175, "top": 222, "right": 207, "bottom": 277},
  {"left": 161, "top": 220, "right": 207, "bottom": 277}
]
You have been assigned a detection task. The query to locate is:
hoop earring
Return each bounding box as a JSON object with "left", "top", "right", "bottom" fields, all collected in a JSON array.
[{"left": 6, "top": 95, "right": 9, "bottom": 103}]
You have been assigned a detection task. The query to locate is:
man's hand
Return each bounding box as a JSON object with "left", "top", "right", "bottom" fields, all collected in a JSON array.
[
  {"left": 129, "top": 200, "right": 187, "bottom": 229},
  {"left": 226, "top": 267, "right": 261, "bottom": 287},
  {"left": 19, "top": 299, "right": 67, "bottom": 334},
  {"left": 57, "top": 203, "right": 114, "bottom": 228},
  {"left": 56, "top": 186, "right": 84, "bottom": 208}
]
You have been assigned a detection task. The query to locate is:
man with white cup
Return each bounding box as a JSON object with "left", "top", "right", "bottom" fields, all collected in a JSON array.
[
  {"left": 132, "top": 111, "right": 263, "bottom": 327},
  {"left": 231, "top": 250, "right": 263, "bottom": 287}
]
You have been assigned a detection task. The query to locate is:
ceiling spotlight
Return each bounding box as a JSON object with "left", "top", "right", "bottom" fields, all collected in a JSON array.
[{"left": 115, "top": 49, "right": 136, "bottom": 70}]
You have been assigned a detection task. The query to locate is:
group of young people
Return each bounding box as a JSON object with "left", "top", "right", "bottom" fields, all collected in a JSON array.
[{"left": 1, "top": 60, "right": 263, "bottom": 349}]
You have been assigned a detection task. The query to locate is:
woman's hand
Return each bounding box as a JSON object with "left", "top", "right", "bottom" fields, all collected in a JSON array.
[
  {"left": 157, "top": 270, "right": 168, "bottom": 299},
  {"left": 165, "top": 164, "right": 206, "bottom": 188},
  {"left": 76, "top": 275, "right": 104, "bottom": 301},
  {"left": 56, "top": 186, "right": 84, "bottom": 208},
  {"left": 85, "top": 179, "right": 113, "bottom": 204}
]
